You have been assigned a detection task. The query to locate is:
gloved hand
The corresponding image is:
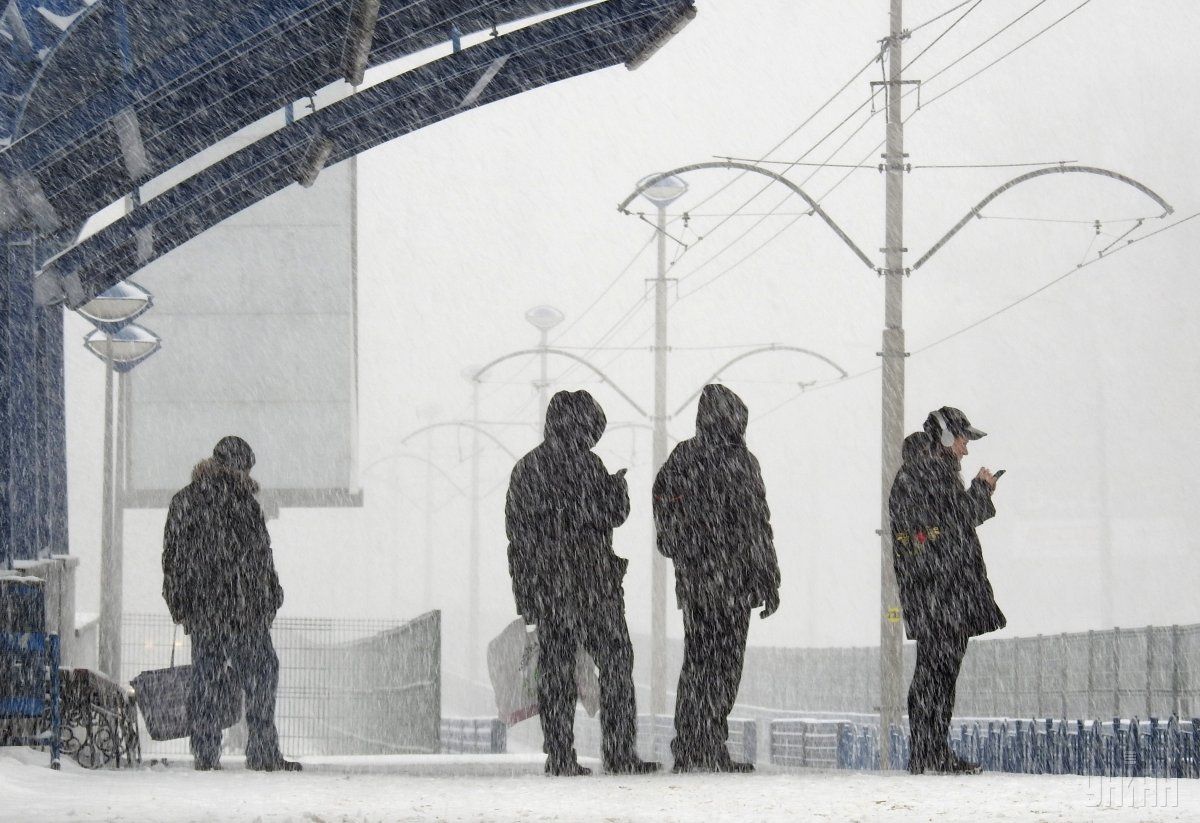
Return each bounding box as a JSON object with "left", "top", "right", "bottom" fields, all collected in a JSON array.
[{"left": 760, "top": 590, "right": 780, "bottom": 619}]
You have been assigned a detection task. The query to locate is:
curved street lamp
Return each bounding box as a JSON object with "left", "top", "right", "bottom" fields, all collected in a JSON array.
[
  {"left": 77, "top": 281, "right": 153, "bottom": 333},
  {"left": 525, "top": 305, "right": 564, "bottom": 433},
  {"left": 634, "top": 170, "right": 688, "bottom": 723},
  {"left": 82, "top": 319, "right": 161, "bottom": 681},
  {"left": 83, "top": 324, "right": 162, "bottom": 372}
]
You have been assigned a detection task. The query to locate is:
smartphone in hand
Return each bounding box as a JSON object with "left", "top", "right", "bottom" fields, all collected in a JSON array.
[{"left": 993, "top": 469, "right": 1006, "bottom": 479}]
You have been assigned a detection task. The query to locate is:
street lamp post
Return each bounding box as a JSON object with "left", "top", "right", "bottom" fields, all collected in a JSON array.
[
  {"left": 80, "top": 308, "right": 160, "bottom": 680},
  {"left": 525, "top": 306, "right": 564, "bottom": 433},
  {"left": 465, "top": 370, "right": 483, "bottom": 682},
  {"left": 637, "top": 172, "right": 688, "bottom": 721}
]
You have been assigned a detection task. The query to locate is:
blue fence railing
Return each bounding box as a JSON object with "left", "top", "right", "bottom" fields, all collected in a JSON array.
[{"left": 771, "top": 715, "right": 1200, "bottom": 778}]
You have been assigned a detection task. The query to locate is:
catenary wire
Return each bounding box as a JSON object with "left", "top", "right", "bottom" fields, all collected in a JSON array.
[{"left": 751, "top": 209, "right": 1200, "bottom": 423}]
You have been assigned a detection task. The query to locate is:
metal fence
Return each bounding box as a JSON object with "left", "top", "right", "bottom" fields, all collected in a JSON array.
[
  {"left": 734, "top": 623, "right": 1200, "bottom": 722},
  {"left": 120, "top": 611, "right": 441, "bottom": 758},
  {"left": 770, "top": 716, "right": 1200, "bottom": 779}
]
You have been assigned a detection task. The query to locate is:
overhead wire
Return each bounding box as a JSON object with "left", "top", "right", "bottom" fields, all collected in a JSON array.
[
  {"left": 667, "top": 0, "right": 1098, "bottom": 304},
  {"left": 684, "top": 48, "right": 887, "bottom": 215},
  {"left": 574, "top": 0, "right": 1101, "bottom": 395},
  {"left": 908, "top": 0, "right": 981, "bottom": 34},
  {"left": 923, "top": 0, "right": 1096, "bottom": 109},
  {"left": 578, "top": 10, "right": 968, "bottom": 370},
  {"left": 919, "top": 0, "right": 1053, "bottom": 88},
  {"left": 579, "top": 42, "right": 901, "bottom": 372},
  {"left": 660, "top": 0, "right": 989, "bottom": 296},
  {"left": 751, "top": 208, "right": 1200, "bottom": 424},
  {"left": 902, "top": 0, "right": 984, "bottom": 70},
  {"left": 909, "top": 209, "right": 1199, "bottom": 355},
  {"left": 665, "top": 0, "right": 986, "bottom": 274}
]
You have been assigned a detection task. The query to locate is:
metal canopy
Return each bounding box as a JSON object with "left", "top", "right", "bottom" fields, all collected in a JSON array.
[
  {"left": 0, "top": 0, "right": 590, "bottom": 235},
  {"left": 42, "top": 0, "right": 695, "bottom": 307}
]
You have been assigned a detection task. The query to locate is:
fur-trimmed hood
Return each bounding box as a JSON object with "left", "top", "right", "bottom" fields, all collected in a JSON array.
[{"left": 190, "top": 457, "right": 260, "bottom": 495}]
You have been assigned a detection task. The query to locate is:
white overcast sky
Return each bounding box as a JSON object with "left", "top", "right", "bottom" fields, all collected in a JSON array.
[{"left": 64, "top": 0, "right": 1200, "bottom": 672}]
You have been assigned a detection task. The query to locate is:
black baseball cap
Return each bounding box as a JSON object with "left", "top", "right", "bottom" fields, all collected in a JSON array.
[{"left": 924, "top": 406, "right": 986, "bottom": 442}]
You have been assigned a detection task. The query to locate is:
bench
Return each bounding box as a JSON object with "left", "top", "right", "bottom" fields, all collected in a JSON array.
[{"left": 59, "top": 668, "right": 141, "bottom": 768}]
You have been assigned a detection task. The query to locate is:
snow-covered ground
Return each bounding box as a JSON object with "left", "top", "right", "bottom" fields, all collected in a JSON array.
[{"left": 1, "top": 749, "right": 1194, "bottom": 822}]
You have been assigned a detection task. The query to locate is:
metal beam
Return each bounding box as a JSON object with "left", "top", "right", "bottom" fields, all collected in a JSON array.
[
  {"left": 41, "top": 1, "right": 691, "bottom": 304},
  {"left": 619, "top": 160, "right": 876, "bottom": 270},
  {"left": 341, "top": 0, "right": 381, "bottom": 86},
  {"left": 912, "top": 165, "right": 1174, "bottom": 271},
  {"left": 474, "top": 347, "right": 650, "bottom": 419},
  {"left": 670, "top": 344, "right": 848, "bottom": 419}
]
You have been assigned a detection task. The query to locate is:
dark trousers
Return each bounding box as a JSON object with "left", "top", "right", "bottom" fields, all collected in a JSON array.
[
  {"left": 907, "top": 633, "right": 969, "bottom": 766},
  {"left": 537, "top": 593, "right": 638, "bottom": 768},
  {"left": 672, "top": 602, "right": 751, "bottom": 767},
  {"left": 190, "top": 626, "right": 282, "bottom": 767}
]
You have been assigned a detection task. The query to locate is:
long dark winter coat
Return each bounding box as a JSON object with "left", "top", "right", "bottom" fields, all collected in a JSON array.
[
  {"left": 889, "top": 432, "right": 1006, "bottom": 641},
  {"left": 162, "top": 459, "right": 284, "bottom": 635},
  {"left": 505, "top": 391, "right": 631, "bottom": 622},
  {"left": 652, "top": 385, "right": 780, "bottom": 609}
]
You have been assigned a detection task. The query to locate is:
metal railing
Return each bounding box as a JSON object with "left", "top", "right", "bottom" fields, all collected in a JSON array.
[
  {"left": 770, "top": 715, "right": 1200, "bottom": 778},
  {"left": 734, "top": 623, "right": 1200, "bottom": 722},
  {"left": 120, "top": 611, "right": 440, "bottom": 758},
  {"left": 441, "top": 717, "right": 506, "bottom": 754}
]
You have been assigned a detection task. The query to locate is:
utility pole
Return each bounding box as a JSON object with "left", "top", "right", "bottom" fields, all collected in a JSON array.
[
  {"left": 651, "top": 198, "right": 670, "bottom": 721},
  {"left": 879, "top": 0, "right": 907, "bottom": 769},
  {"left": 467, "top": 377, "right": 482, "bottom": 681},
  {"left": 98, "top": 338, "right": 118, "bottom": 679},
  {"left": 639, "top": 173, "right": 687, "bottom": 721}
]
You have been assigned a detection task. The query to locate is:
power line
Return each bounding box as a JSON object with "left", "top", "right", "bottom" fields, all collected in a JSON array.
[
  {"left": 674, "top": 106, "right": 881, "bottom": 291},
  {"left": 593, "top": 1, "right": 978, "bottom": 359},
  {"left": 913, "top": 160, "right": 1075, "bottom": 169},
  {"left": 751, "top": 366, "right": 880, "bottom": 424},
  {"left": 551, "top": 228, "right": 657, "bottom": 343},
  {"left": 920, "top": 0, "right": 1053, "bottom": 88},
  {"left": 668, "top": 0, "right": 1099, "bottom": 303},
  {"left": 715, "top": 156, "right": 875, "bottom": 170},
  {"left": 903, "top": 0, "right": 983, "bottom": 69},
  {"left": 751, "top": 209, "right": 1200, "bottom": 423},
  {"left": 924, "top": 0, "right": 1096, "bottom": 109},
  {"left": 908, "top": 0, "right": 980, "bottom": 34},
  {"left": 910, "top": 208, "right": 1200, "bottom": 355},
  {"left": 581, "top": 0, "right": 1099, "bottom": 388},
  {"left": 981, "top": 214, "right": 1150, "bottom": 225},
  {"left": 685, "top": 47, "right": 886, "bottom": 215},
  {"left": 660, "top": 0, "right": 991, "bottom": 290}
]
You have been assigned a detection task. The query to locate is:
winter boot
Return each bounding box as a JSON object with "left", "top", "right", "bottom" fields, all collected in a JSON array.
[
  {"left": 605, "top": 757, "right": 660, "bottom": 775},
  {"left": 714, "top": 751, "right": 755, "bottom": 773},
  {"left": 545, "top": 751, "right": 592, "bottom": 776},
  {"left": 247, "top": 757, "right": 303, "bottom": 772},
  {"left": 942, "top": 752, "right": 981, "bottom": 775}
]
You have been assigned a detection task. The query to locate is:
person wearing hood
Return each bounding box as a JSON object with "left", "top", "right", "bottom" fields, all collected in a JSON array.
[
  {"left": 505, "top": 390, "right": 657, "bottom": 776},
  {"left": 653, "top": 384, "right": 780, "bottom": 773},
  {"left": 162, "top": 436, "right": 300, "bottom": 772},
  {"left": 889, "top": 408, "right": 1004, "bottom": 775}
]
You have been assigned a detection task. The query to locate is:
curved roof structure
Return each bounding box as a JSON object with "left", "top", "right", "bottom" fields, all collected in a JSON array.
[{"left": 0, "top": 0, "right": 695, "bottom": 300}]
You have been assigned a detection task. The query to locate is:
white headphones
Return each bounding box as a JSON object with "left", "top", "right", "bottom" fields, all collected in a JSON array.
[{"left": 932, "top": 410, "right": 954, "bottom": 447}]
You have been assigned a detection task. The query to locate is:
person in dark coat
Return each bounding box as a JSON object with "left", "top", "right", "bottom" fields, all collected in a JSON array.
[
  {"left": 653, "top": 384, "right": 780, "bottom": 773},
  {"left": 889, "top": 407, "right": 1004, "bottom": 775},
  {"left": 162, "top": 435, "right": 300, "bottom": 772},
  {"left": 505, "top": 390, "right": 657, "bottom": 776}
]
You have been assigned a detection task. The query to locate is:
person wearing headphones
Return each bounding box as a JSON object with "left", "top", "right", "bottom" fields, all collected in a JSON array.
[{"left": 889, "top": 407, "right": 1004, "bottom": 775}]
